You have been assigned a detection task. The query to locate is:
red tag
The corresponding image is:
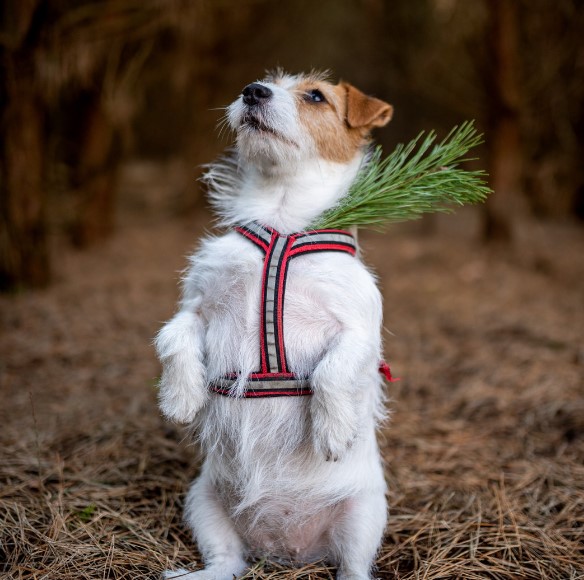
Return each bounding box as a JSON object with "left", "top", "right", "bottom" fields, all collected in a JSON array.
[{"left": 379, "top": 361, "right": 400, "bottom": 382}]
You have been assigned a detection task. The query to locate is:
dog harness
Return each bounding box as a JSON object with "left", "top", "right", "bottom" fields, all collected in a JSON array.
[{"left": 209, "top": 221, "right": 396, "bottom": 398}]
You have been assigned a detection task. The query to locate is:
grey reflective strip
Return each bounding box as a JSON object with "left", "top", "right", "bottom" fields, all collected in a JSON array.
[
  {"left": 243, "top": 222, "right": 272, "bottom": 245},
  {"left": 210, "top": 378, "right": 311, "bottom": 392},
  {"left": 264, "top": 235, "right": 287, "bottom": 372},
  {"left": 292, "top": 232, "right": 356, "bottom": 249}
]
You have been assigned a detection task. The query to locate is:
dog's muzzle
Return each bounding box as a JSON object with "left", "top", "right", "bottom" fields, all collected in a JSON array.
[{"left": 242, "top": 83, "right": 273, "bottom": 106}]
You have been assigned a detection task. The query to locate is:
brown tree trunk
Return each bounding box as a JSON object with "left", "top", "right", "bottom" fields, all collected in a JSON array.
[
  {"left": 483, "top": 0, "right": 522, "bottom": 242},
  {"left": 70, "top": 93, "right": 120, "bottom": 247},
  {"left": 0, "top": 36, "right": 50, "bottom": 291}
]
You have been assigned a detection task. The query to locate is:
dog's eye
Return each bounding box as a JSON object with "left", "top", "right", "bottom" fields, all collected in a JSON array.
[{"left": 306, "top": 89, "right": 326, "bottom": 103}]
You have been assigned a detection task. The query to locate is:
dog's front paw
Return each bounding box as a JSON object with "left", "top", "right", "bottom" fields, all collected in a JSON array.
[
  {"left": 155, "top": 310, "right": 209, "bottom": 423},
  {"left": 158, "top": 364, "right": 208, "bottom": 424},
  {"left": 311, "top": 396, "right": 358, "bottom": 462},
  {"left": 313, "top": 424, "right": 357, "bottom": 462}
]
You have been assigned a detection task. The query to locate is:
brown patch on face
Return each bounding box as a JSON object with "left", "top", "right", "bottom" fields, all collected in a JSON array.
[{"left": 296, "top": 78, "right": 393, "bottom": 163}]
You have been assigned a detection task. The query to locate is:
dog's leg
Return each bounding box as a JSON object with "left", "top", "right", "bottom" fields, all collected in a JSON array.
[
  {"left": 155, "top": 303, "right": 208, "bottom": 423},
  {"left": 329, "top": 488, "right": 387, "bottom": 580},
  {"left": 164, "top": 472, "right": 248, "bottom": 580},
  {"left": 310, "top": 330, "right": 378, "bottom": 461}
]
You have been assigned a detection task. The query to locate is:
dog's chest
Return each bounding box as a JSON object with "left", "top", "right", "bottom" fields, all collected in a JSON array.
[{"left": 198, "top": 235, "right": 345, "bottom": 375}]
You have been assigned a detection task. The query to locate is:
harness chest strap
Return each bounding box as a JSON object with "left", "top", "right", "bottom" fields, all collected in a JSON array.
[{"left": 209, "top": 221, "right": 397, "bottom": 398}]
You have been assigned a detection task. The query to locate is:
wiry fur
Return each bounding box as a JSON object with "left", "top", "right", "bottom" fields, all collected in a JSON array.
[{"left": 156, "top": 72, "right": 393, "bottom": 580}]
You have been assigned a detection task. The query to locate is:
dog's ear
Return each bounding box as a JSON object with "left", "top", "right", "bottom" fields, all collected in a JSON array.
[{"left": 341, "top": 82, "right": 393, "bottom": 129}]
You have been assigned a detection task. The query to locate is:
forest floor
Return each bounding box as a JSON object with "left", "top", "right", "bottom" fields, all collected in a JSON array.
[{"left": 1, "top": 162, "right": 584, "bottom": 579}]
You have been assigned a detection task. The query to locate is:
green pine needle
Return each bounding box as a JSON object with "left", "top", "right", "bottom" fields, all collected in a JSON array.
[{"left": 310, "top": 120, "right": 492, "bottom": 230}]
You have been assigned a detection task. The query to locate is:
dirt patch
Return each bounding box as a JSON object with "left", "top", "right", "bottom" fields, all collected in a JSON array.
[{"left": 1, "top": 200, "right": 583, "bottom": 578}]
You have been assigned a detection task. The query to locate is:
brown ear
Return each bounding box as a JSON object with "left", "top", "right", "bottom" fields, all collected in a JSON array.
[{"left": 341, "top": 82, "right": 393, "bottom": 129}]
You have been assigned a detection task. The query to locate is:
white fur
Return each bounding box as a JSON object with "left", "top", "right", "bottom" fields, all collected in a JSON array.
[{"left": 156, "top": 73, "right": 388, "bottom": 580}]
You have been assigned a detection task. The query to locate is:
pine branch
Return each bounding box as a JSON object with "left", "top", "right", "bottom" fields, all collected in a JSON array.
[{"left": 310, "top": 121, "right": 492, "bottom": 230}]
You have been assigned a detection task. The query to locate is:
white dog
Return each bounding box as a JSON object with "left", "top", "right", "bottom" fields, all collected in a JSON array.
[{"left": 156, "top": 71, "right": 393, "bottom": 580}]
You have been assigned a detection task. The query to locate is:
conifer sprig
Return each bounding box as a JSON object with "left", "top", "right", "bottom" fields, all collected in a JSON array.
[{"left": 311, "top": 121, "right": 492, "bottom": 230}]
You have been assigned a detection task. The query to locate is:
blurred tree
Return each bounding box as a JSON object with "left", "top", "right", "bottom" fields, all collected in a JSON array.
[
  {"left": 404, "top": 0, "right": 584, "bottom": 241},
  {"left": 134, "top": 0, "right": 263, "bottom": 211},
  {"left": 0, "top": 0, "right": 207, "bottom": 289},
  {"left": 482, "top": 0, "right": 521, "bottom": 242},
  {"left": 43, "top": 0, "right": 182, "bottom": 247},
  {"left": 0, "top": 0, "right": 50, "bottom": 290},
  {"left": 520, "top": 0, "right": 584, "bottom": 220}
]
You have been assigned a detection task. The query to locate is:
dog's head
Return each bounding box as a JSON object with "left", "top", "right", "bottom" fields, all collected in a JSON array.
[{"left": 227, "top": 71, "right": 393, "bottom": 169}]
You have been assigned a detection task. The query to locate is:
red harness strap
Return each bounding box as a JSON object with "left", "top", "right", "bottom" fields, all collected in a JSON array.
[{"left": 209, "top": 221, "right": 396, "bottom": 398}]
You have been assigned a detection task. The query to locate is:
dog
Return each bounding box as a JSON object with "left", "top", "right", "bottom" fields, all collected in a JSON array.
[{"left": 155, "top": 71, "right": 393, "bottom": 580}]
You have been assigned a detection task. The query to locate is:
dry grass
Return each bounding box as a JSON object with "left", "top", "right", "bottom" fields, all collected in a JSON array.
[{"left": 1, "top": 185, "right": 583, "bottom": 579}]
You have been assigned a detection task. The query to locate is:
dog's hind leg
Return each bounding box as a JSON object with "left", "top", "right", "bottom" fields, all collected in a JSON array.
[
  {"left": 329, "top": 488, "right": 387, "bottom": 580},
  {"left": 164, "top": 471, "right": 248, "bottom": 580}
]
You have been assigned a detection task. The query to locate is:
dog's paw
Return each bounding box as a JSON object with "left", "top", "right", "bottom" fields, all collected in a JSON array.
[
  {"left": 336, "top": 572, "right": 371, "bottom": 580},
  {"left": 163, "top": 568, "right": 194, "bottom": 579},
  {"left": 158, "top": 366, "right": 208, "bottom": 424},
  {"left": 162, "top": 569, "right": 221, "bottom": 580},
  {"left": 311, "top": 397, "right": 359, "bottom": 462},
  {"left": 314, "top": 426, "right": 357, "bottom": 462},
  {"left": 163, "top": 563, "right": 247, "bottom": 580},
  {"left": 155, "top": 310, "right": 208, "bottom": 423}
]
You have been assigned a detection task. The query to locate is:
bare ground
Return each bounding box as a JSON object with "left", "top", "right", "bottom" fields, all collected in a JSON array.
[{"left": 1, "top": 168, "right": 583, "bottom": 579}]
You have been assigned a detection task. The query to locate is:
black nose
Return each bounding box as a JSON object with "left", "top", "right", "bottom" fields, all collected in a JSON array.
[{"left": 242, "top": 83, "right": 273, "bottom": 106}]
